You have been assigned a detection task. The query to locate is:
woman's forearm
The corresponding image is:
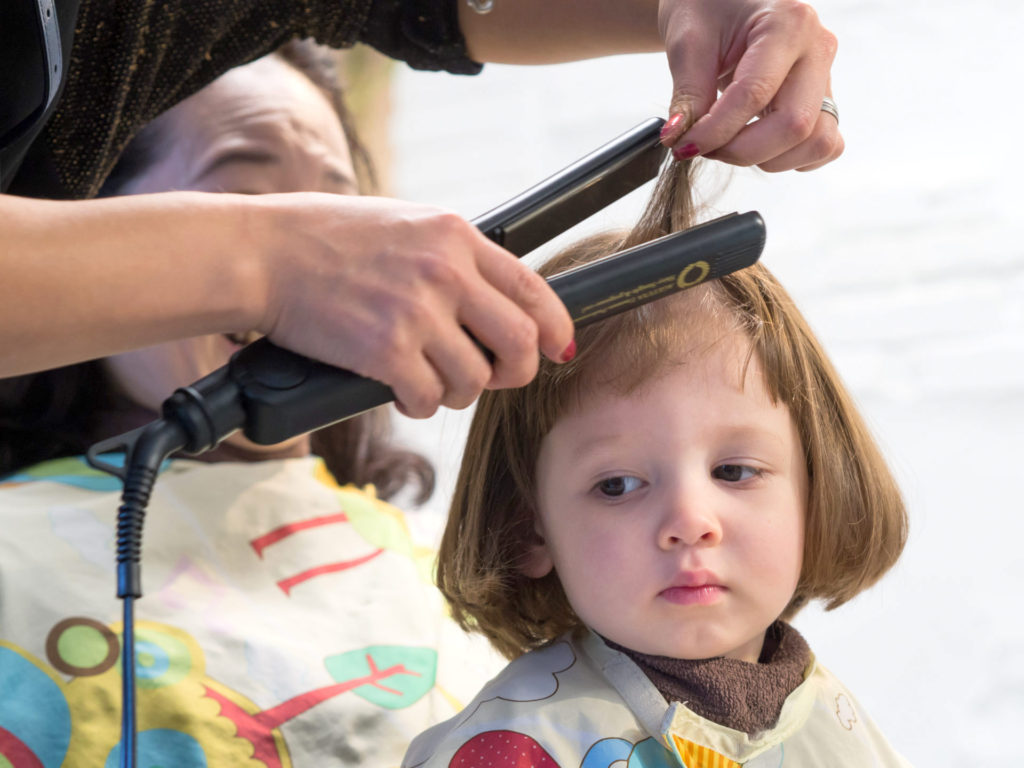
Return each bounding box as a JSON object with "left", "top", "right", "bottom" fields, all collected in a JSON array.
[
  {"left": 0, "top": 192, "right": 264, "bottom": 376},
  {"left": 0, "top": 190, "right": 576, "bottom": 418},
  {"left": 458, "top": 0, "right": 662, "bottom": 65}
]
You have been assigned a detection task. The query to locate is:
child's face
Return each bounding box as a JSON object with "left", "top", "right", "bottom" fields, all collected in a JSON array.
[{"left": 528, "top": 328, "right": 808, "bottom": 663}]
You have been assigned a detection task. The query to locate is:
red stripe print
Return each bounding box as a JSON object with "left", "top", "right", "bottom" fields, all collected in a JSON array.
[
  {"left": 250, "top": 512, "right": 349, "bottom": 557},
  {"left": 276, "top": 549, "right": 385, "bottom": 595}
]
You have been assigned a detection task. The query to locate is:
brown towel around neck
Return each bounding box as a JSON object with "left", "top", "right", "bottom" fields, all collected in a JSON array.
[{"left": 603, "top": 621, "right": 811, "bottom": 735}]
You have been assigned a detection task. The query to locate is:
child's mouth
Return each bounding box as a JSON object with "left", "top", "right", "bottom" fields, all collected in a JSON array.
[{"left": 659, "top": 584, "right": 725, "bottom": 606}]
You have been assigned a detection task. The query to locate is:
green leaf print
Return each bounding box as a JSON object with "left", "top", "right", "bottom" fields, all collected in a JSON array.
[{"left": 324, "top": 645, "right": 437, "bottom": 710}]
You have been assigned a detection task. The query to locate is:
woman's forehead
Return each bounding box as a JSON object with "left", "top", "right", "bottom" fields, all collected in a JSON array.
[
  {"left": 190, "top": 63, "right": 329, "bottom": 128},
  {"left": 159, "top": 56, "right": 355, "bottom": 190}
]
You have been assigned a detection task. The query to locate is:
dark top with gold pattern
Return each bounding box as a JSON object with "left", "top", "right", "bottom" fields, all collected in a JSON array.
[{"left": 3, "top": 0, "right": 480, "bottom": 198}]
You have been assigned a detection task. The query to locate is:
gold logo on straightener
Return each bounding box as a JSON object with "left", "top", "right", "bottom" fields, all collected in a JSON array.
[{"left": 676, "top": 260, "right": 710, "bottom": 288}]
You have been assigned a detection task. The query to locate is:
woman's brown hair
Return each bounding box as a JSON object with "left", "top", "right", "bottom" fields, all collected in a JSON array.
[
  {"left": 437, "top": 160, "right": 908, "bottom": 660},
  {"left": 0, "top": 40, "right": 432, "bottom": 502}
]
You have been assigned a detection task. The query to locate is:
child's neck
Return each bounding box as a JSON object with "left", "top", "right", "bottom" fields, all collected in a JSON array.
[{"left": 602, "top": 621, "right": 810, "bottom": 735}]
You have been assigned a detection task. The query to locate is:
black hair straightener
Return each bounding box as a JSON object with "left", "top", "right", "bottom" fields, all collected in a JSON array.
[
  {"left": 86, "top": 117, "right": 766, "bottom": 768},
  {"left": 0, "top": 0, "right": 67, "bottom": 191}
]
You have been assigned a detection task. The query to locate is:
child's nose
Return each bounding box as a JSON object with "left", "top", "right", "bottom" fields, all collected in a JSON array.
[{"left": 657, "top": 483, "right": 723, "bottom": 549}]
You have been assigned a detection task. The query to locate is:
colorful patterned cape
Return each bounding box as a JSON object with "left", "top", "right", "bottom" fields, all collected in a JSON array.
[
  {"left": 0, "top": 456, "right": 503, "bottom": 768},
  {"left": 402, "top": 630, "right": 912, "bottom": 768}
]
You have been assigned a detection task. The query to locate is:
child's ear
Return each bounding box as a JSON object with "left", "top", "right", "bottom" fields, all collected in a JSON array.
[{"left": 519, "top": 518, "right": 554, "bottom": 579}]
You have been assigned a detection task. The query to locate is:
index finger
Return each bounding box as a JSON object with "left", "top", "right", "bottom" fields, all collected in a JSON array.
[
  {"left": 471, "top": 232, "right": 575, "bottom": 365},
  {"left": 676, "top": 36, "right": 804, "bottom": 159}
]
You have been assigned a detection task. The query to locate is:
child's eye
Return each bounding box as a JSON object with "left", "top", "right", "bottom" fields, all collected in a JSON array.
[
  {"left": 594, "top": 476, "right": 644, "bottom": 497},
  {"left": 711, "top": 464, "right": 762, "bottom": 482}
]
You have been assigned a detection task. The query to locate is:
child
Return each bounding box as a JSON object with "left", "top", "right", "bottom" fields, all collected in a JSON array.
[{"left": 403, "top": 162, "right": 911, "bottom": 768}]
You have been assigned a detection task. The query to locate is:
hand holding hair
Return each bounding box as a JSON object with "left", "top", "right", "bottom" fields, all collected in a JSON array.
[
  {"left": 657, "top": 0, "right": 844, "bottom": 171},
  {"left": 457, "top": 0, "right": 843, "bottom": 172}
]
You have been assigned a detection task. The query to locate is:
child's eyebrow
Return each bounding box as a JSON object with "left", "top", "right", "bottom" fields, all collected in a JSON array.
[
  {"left": 564, "top": 422, "right": 791, "bottom": 458},
  {"left": 716, "top": 424, "right": 790, "bottom": 446}
]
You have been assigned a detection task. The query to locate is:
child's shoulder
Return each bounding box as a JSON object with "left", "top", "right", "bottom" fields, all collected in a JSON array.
[
  {"left": 402, "top": 634, "right": 646, "bottom": 768},
  {"left": 784, "top": 660, "right": 913, "bottom": 767},
  {"left": 403, "top": 641, "right": 913, "bottom": 768},
  {"left": 646, "top": 657, "right": 912, "bottom": 768}
]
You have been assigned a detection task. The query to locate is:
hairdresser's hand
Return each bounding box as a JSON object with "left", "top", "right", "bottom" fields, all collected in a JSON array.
[
  {"left": 251, "top": 194, "right": 574, "bottom": 418},
  {"left": 657, "top": 0, "right": 843, "bottom": 171}
]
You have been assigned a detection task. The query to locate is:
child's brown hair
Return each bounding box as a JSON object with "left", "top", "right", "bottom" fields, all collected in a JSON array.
[{"left": 437, "top": 161, "right": 908, "bottom": 660}]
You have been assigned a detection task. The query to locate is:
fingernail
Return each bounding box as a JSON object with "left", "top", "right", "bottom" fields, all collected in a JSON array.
[
  {"left": 672, "top": 142, "right": 700, "bottom": 161},
  {"left": 560, "top": 339, "right": 577, "bottom": 363},
  {"left": 660, "top": 113, "right": 684, "bottom": 142}
]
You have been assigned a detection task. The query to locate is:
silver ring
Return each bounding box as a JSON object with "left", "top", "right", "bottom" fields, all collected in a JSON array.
[
  {"left": 466, "top": 0, "right": 494, "bottom": 13},
  {"left": 820, "top": 96, "right": 839, "bottom": 125}
]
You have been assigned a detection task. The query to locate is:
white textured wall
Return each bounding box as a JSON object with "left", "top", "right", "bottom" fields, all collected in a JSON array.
[{"left": 388, "top": 1, "right": 1024, "bottom": 763}]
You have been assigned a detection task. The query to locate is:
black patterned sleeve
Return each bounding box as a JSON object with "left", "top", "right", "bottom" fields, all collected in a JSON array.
[
  {"left": 19, "top": 0, "right": 479, "bottom": 199},
  {"left": 357, "top": 0, "right": 482, "bottom": 75}
]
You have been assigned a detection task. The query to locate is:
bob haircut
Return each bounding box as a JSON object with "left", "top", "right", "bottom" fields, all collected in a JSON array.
[{"left": 437, "top": 160, "right": 908, "bottom": 661}]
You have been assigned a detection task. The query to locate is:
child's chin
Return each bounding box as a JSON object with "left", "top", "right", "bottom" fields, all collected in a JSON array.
[{"left": 621, "top": 629, "right": 763, "bottom": 664}]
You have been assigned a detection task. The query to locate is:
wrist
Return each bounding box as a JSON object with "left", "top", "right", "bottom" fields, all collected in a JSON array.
[
  {"left": 226, "top": 193, "right": 278, "bottom": 335},
  {"left": 129, "top": 190, "right": 271, "bottom": 338},
  {"left": 459, "top": 0, "right": 661, "bottom": 63},
  {"left": 109, "top": 190, "right": 271, "bottom": 340}
]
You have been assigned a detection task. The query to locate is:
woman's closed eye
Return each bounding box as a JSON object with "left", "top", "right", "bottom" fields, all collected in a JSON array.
[
  {"left": 593, "top": 475, "right": 645, "bottom": 498},
  {"left": 711, "top": 464, "right": 763, "bottom": 483}
]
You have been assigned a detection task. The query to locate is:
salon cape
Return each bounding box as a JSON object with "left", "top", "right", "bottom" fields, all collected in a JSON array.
[
  {"left": 0, "top": 456, "right": 503, "bottom": 768},
  {"left": 403, "top": 630, "right": 912, "bottom": 768}
]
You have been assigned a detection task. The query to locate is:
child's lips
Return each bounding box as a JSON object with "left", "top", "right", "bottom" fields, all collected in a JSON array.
[
  {"left": 669, "top": 568, "right": 720, "bottom": 588},
  {"left": 659, "top": 584, "right": 725, "bottom": 606},
  {"left": 659, "top": 570, "right": 725, "bottom": 605}
]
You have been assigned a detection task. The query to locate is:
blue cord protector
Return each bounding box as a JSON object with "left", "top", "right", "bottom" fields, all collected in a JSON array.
[{"left": 88, "top": 421, "right": 188, "bottom": 768}]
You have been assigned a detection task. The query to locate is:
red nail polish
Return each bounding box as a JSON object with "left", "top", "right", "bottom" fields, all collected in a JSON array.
[
  {"left": 560, "top": 339, "right": 577, "bottom": 363},
  {"left": 672, "top": 142, "right": 700, "bottom": 161},
  {"left": 660, "top": 113, "right": 684, "bottom": 140}
]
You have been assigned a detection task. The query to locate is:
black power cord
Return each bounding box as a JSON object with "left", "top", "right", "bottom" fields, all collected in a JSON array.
[
  {"left": 86, "top": 366, "right": 250, "bottom": 766},
  {"left": 87, "top": 421, "right": 187, "bottom": 768}
]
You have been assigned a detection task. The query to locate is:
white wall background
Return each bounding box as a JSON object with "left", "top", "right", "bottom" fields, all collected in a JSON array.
[{"left": 387, "top": 1, "right": 1024, "bottom": 764}]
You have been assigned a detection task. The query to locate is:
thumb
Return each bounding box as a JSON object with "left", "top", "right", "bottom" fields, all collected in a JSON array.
[{"left": 660, "top": 35, "right": 721, "bottom": 148}]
